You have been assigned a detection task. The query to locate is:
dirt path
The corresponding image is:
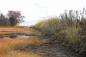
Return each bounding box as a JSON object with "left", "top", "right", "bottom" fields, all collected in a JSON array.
[
  {"left": 18, "top": 42, "right": 76, "bottom": 57},
  {"left": 39, "top": 43, "right": 76, "bottom": 57}
]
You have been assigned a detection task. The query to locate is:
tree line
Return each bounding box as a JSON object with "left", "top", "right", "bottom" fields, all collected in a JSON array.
[{"left": 0, "top": 11, "right": 23, "bottom": 26}]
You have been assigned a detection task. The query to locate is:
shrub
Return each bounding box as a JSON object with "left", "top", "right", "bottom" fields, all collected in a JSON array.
[{"left": 34, "top": 18, "right": 64, "bottom": 37}]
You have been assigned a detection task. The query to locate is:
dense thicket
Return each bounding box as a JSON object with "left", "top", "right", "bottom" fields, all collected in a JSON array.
[{"left": 33, "top": 8, "right": 86, "bottom": 57}]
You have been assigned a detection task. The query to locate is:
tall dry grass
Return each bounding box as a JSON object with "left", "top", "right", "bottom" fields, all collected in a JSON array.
[
  {"left": 0, "top": 38, "right": 44, "bottom": 57},
  {"left": 33, "top": 17, "right": 86, "bottom": 56}
]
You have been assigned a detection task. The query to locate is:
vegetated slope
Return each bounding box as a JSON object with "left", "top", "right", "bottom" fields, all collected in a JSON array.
[{"left": 32, "top": 17, "right": 86, "bottom": 57}]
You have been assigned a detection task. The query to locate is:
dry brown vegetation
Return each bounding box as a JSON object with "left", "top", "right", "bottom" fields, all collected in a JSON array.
[
  {"left": 0, "top": 27, "right": 41, "bottom": 35},
  {"left": 0, "top": 38, "right": 44, "bottom": 57}
]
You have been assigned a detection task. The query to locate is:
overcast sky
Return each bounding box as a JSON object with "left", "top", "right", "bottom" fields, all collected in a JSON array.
[{"left": 0, "top": 0, "right": 86, "bottom": 26}]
